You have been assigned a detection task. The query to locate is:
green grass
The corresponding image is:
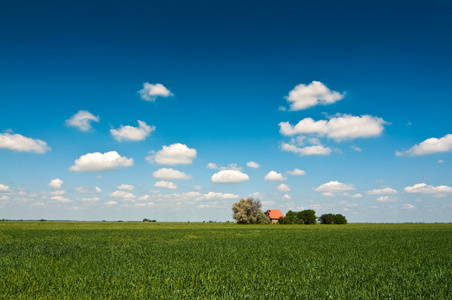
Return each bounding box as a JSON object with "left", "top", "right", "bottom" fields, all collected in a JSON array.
[{"left": 1, "top": 222, "right": 451, "bottom": 299}]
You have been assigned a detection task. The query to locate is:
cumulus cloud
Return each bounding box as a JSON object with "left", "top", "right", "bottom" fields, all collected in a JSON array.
[
  {"left": 50, "top": 190, "right": 66, "bottom": 196},
  {"left": 366, "top": 187, "right": 398, "bottom": 195},
  {"left": 203, "top": 192, "right": 239, "bottom": 200},
  {"left": 246, "top": 161, "right": 260, "bottom": 168},
  {"left": 105, "top": 201, "right": 117, "bottom": 206},
  {"left": 279, "top": 114, "right": 387, "bottom": 141},
  {"left": 401, "top": 204, "right": 416, "bottom": 209},
  {"left": 396, "top": 134, "right": 452, "bottom": 156},
  {"left": 211, "top": 170, "right": 249, "bottom": 183},
  {"left": 50, "top": 195, "right": 72, "bottom": 203},
  {"left": 109, "top": 190, "right": 136, "bottom": 199},
  {"left": 404, "top": 183, "right": 452, "bottom": 195},
  {"left": 48, "top": 178, "right": 63, "bottom": 189},
  {"left": 147, "top": 143, "right": 197, "bottom": 165},
  {"left": 154, "top": 181, "right": 178, "bottom": 189},
  {"left": 207, "top": 163, "right": 242, "bottom": 171},
  {"left": 264, "top": 171, "right": 287, "bottom": 181},
  {"left": 138, "top": 82, "right": 173, "bottom": 101},
  {"left": 285, "top": 81, "right": 345, "bottom": 111},
  {"left": 0, "top": 184, "right": 10, "bottom": 192},
  {"left": 65, "top": 110, "right": 99, "bottom": 131},
  {"left": 116, "top": 184, "right": 135, "bottom": 191},
  {"left": 207, "top": 163, "right": 218, "bottom": 169},
  {"left": 0, "top": 195, "right": 10, "bottom": 201},
  {"left": 80, "top": 197, "right": 100, "bottom": 202},
  {"left": 314, "top": 181, "right": 355, "bottom": 196},
  {"left": 282, "top": 194, "right": 292, "bottom": 200},
  {"left": 153, "top": 168, "right": 192, "bottom": 180},
  {"left": 70, "top": 151, "right": 133, "bottom": 172},
  {"left": 0, "top": 133, "right": 50, "bottom": 153},
  {"left": 276, "top": 184, "right": 290, "bottom": 192},
  {"left": 281, "top": 142, "right": 332, "bottom": 156},
  {"left": 343, "top": 192, "right": 363, "bottom": 199},
  {"left": 110, "top": 120, "right": 155, "bottom": 142},
  {"left": 75, "top": 186, "right": 102, "bottom": 194},
  {"left": 287, "top": 168, "right": 306, "bottom": 176},
  {"left": 377, "top": 196, "right": 398, "bottom": 202}
]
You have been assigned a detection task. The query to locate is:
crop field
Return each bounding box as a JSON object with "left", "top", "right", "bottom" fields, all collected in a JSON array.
[{"left": 1, "top": 222, "right": 451, "bottom": 299}]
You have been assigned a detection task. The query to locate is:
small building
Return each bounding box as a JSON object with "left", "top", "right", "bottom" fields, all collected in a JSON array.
[{"left": 265, "top": 209, "right": 284, "bottom": 224}]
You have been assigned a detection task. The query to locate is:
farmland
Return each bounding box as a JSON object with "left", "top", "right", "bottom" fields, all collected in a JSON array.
[{"left": 1, "top": 222, "right": 451, "bottom": 299}]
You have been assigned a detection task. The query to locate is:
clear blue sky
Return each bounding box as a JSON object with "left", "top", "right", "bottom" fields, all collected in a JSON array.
[{"left": 1, "top": 0, "right": 451, "bottom": 222}]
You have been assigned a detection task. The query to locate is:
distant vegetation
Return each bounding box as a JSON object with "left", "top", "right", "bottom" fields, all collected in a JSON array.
[{"left": 231, "top": 197, "right": 270, "bottom": 224}]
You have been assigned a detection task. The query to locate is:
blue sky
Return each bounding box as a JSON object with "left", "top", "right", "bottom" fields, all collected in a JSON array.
[{"left": 1, "top": 0, "right": 451, "bottom": 222}]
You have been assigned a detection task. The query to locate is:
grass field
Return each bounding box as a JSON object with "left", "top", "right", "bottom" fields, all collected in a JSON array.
[{"left": 1, "top": 222, "right": 451, "bottom": 299}]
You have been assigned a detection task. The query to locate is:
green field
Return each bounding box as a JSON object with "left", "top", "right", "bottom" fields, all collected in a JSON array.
[{"left": 1, "top": 222, "right": 451, "bottom": 299}]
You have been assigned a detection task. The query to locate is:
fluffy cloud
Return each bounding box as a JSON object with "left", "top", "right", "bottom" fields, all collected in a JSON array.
[
  {"left": 147, "top": 143, "right": 197, "bottom": 165},
  {"left": 75, "top": 186, "right": 102, "bottom": 194},
  {"left": 105, "top": 201, "right": 117, "bottom": 206},
  {"left": 110, "top": 120, "right": 155, "bottom": 142},
  {"left": 50, "top": 190, "right": 66, "bottom": 196},
  {"left": 396, "top": 134, "right": 452, "bottom": 156},
  {"left": 65, "top": 110, "right": 99, "bottom": 131},
  {"left": 207, "top": 163, "right": 218, "bottom": 169},
  {"left": 376, "top": 196, "right": 398, "bottom": 203},
  {"left": 203, "top": 192, "right": 239, "bottom": 200},
  {"left": 0, "top": 184, "right": 10, "bottom": 192},
  {"left": 276, "top": 184, "right": 290, "bottom": 192},
  {"left": 287, "top": 168, "right": 306, "bottom": 176},
  {"left": 246, "top": 161, "right": 260, "bottom": 168},
  {"left": 154, "top": 181, "right": 178, "bottom": 189},
  {"left": 138, "top": 82, "right": 173, "bottom": 101},
  {"left": 314, "top": 181, "right": 355, "bottom": 196},
  {"left": 264, "top": 171, "right": 287, "bottom": 181},
  {"left": 366, "top": 187, "right": 398, "bottom": 195},
  {"left": 153, "top": 168, "right": 192, "bottom": 180},
  {"left": 207, "top": 163, "right": 242, "bottom": 171},
  {"left": 70, "top": 151, "right": 133, "bottom": 172},
  {"left": 401, "top": 204, "right": 416, "bottom": 210},
  {"left": 117, "top": 184, "right": 135, "bottom": 191},
  {"left": 343, "top": 192, "right": 363, "bottom": 199},
  {"left": 279, "top": 114, "right": 387, "bottom": 141},
  {"left": 109, "top": 191, "right": 136, "bottom": 199},
  {"left": 404, "top": 183, "right": 452, "bottom": 195},
  {"left": 50, "top": 195, "right": 72, "bottom": 203},
  {"left": 0, "top": 133, "right": 50, "bottom": 153},
  {"left": 48, "top": 178, "right": 63, "bottom": 189},
  {"left": 286, "top": 81, "right": 345, "bottom": 111},
  {"left": 281, "top": 143, "right": 332, "bottom": 156},
  {"left": 80, "top": 197, "right": 100, "bottom": 202},
  {"left": 211, "top": 170, "right": 249, "bottom": 183}
]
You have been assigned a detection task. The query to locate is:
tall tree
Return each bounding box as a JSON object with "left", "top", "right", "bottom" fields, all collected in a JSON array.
[{"left": 232, "top": 198, "right": 269, "bottom": 224}]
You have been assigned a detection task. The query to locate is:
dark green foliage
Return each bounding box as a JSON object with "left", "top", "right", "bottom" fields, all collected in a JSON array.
[
  {"left": 0, "top": 222, "right": 451, "bottom": 298},
  {"left": 279, "top": 209, "right": 317, "bottom": 224},
  {"left": 319, "top": 213, "right": 348, "bottom": 224}
]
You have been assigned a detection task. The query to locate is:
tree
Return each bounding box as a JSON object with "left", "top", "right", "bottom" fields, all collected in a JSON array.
[
  {"left": 297, "top": 209, "right": 317, "bottom": 224},
  {"left": 318, "top": 213, "right": 347, "bottom": 224},
  {"left": 232, "top": 197, "right": 269, "bottom": 224},
  {"left": 334, "top": 214, "right": 347, "bottom": 224}
]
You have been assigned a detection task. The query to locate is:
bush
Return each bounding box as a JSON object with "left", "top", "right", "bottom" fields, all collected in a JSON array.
[{"left": 318, "top": 213, "right": 347, "bottom": 224}]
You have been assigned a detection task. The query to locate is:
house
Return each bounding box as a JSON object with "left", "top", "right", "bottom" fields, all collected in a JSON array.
[{"left": 265, "top": 209, "right": 284, "bottom": 224}]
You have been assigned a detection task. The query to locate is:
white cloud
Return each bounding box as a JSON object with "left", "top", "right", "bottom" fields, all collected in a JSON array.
[
  {"left": 278, "top": 106, "right": 287, "bottom": 111},
  {"left": 110, "top": 120, "right": 155, "bottom": 142},
  {"left": 147, "top": 143, "right": 197, "bottom": 165},
  {"left": 343, "top": 192, "right": 363, "bottom": 199},
  {"left": 70, "top": 151, "right": 133, "bottom": 172},
  {"left": 154, "top": 181, "right": 178, "bottom": 189},
  {"left": 282, "top": 194, "right": 292, "bottom": 200},
  {"left": 404, "top": 183, "right": 452, "bottom": 195},
  {"left": 75, "top": 186, "right": 102, "bottom": 194},
  {"left": 0, "top": 195, "right": 10, "bottom": 201},
  {"left": 211, "top": 170, "right": 249, "bottom": 183},
  {"left": 276, "top": 184, "right": 290, "bottom": 192},
  {"left": 65, "top": 110, "right": 99, "bottom": 132},
  {"left": 287, "top": 168, "right": 306, "bottom": 176},
  {"left": 105, "top": 201, "right": 117, "bottom": 206},
  {"left": 396, "top": 134, "right": 452, "bottom": 156},
  {"left": 80, "top": 197, "right": 100, "bottom": 202},
  {"left": 0, "top": 133, "right": 50, "bottom": 153},
  {"left": 264, "top": 171, "right": 287, "bottom": 181},
  {"left": 50, "top": 195, "right": 72, "bottom": 203},
  {"left": 401, "top": 204, "right": 416, "bottom": 210},
  {"left": 203, "top": 192, "right": 239, "bottom": 200},
  {"left": 153, "top": 168, "right": 192, "bottom": 180},
  {"left": 376, "top": 196, "right": 398, "bottom": 203},
  {"left": 314, "top": 181, "right": 355, "bottom": 195},
  {"left": 207, "top": 163, "right": 242, "bottom": 171},
  {"left": 207, "top": 163, "right": 218, "bottom": 169},
  {"left": 115, "top": 184, "right": 134, "bottom": 191},
  {"left": 246, "top": 161, "right": 260, "bottom": 169},
  {"left": 281, "top": 142, "right": 332, "bottom": 156},
  {"left": 351, "top": 146, "right": 362, "bottom": 152},
  {"left": 366, "top": 187, "right": 398, "bottom": 195},
  {"left": 137, "top": 195, "right": 150, "bottom": 201},
  {"left": 193, "top": 185, "right": 201, "bottom": 190},
  {"left": 0, "top": 184, "right": 10, "bottom": 192},
  {"left": 48, "top": 179, "right": 63, "bottom": 189},
  {"left": 279, "top": 114, "right": 387, "bottom": 141},
  {"left": 109, "top": 190, "right": 136, "bottom": 199},
  {"left": 285, "top": 81, "right": 345, "bottom": 111},
  {"left": 50, "top": 190, "right": 66, "bottom": 196},
  {"left": 438, "top": 160, "right": 444, "bottom": 164},
  {"left": 138, "top": 82, "right": 173, "bottom": 101}
]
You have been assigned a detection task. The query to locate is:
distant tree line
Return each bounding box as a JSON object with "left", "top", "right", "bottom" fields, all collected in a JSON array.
[{"left": 231, "top": 198, "right": 347, "bottom": 225}]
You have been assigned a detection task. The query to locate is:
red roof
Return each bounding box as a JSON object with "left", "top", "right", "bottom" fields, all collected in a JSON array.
[{"left": 266, "top": 209, "right": 284, "bottom": 219}]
